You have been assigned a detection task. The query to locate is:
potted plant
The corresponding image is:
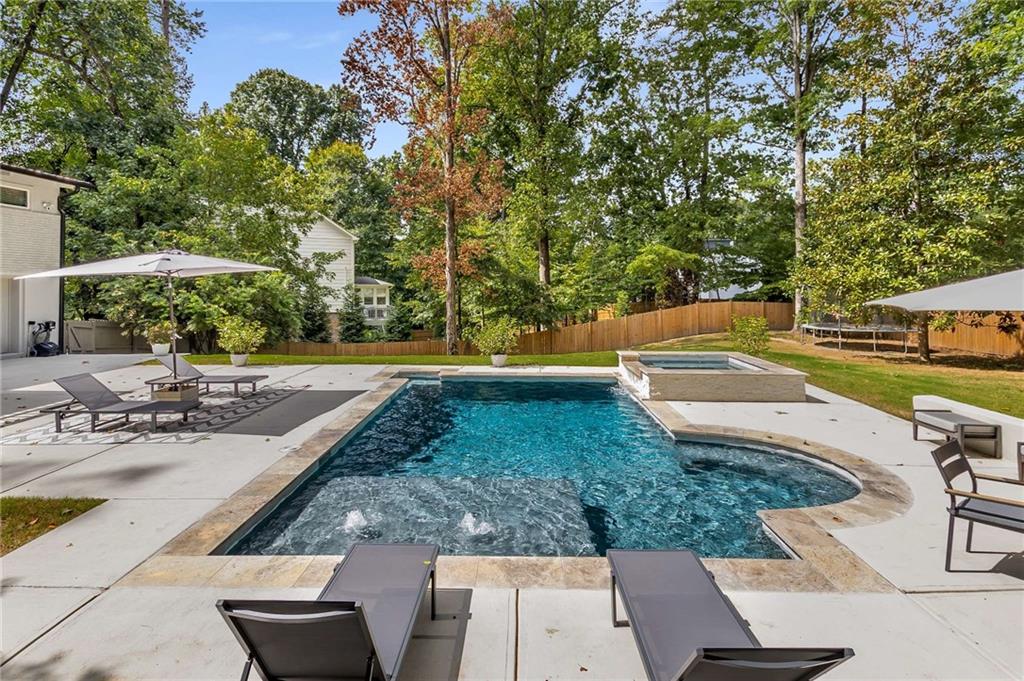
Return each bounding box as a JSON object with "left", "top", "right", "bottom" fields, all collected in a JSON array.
[
  {"left": 475, "top": 317, "right": 518, "bottom": 367},
  {"left": 217, "top": 316, "right": 267, "bottom": 367},
  {"left": 146, "top": 321, "right": 176, "bottom": 356}
]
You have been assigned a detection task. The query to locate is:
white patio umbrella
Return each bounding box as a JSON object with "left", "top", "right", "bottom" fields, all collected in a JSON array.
[
  {"left": 865, "top": 268, "right": 1024, "bottom": 312},
  {"left": 16, "top": 250, "right": 277, "bottom": 376}
]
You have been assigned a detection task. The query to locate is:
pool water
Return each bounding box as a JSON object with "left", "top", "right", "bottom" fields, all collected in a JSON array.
[
  {"left": 230, "top": 380, "right": 857, "bottom": 558},
  {"left": 641, "top": 356, "right": 757, "bottom": 370}
]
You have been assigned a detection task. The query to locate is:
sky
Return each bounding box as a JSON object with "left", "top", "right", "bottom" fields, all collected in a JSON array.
[{"left": 183, "top": 0, "right": 406, "bottom": 157}]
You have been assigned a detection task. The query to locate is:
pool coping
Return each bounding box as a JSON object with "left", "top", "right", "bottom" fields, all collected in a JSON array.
[{"left": 120, "top": 367, "right": 912, "bottom": 594}]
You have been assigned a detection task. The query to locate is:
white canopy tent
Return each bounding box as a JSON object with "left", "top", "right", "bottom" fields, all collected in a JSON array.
[
  {"left": 865, "top": 268, "right": 1024, "bottom": 312},
  {"left": 16, "top": 250, "right": 276, "bottom": 376}
]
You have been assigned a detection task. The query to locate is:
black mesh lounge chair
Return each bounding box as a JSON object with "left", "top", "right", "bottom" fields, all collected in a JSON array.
[
  {"left": 608, "top": 549, "right": 853, "bottom": 681},
  {"left": 157, "top": 355, "right": 268, "bottom": 396},
  {"left": 50, "top": 373, "right": 200, "bottom": 433},
  {"left": 218, "top": 543, "right": 438, "bottom": 681},
  {"left": 931, "top": 440, "right": 1024, "bottom": 571}
]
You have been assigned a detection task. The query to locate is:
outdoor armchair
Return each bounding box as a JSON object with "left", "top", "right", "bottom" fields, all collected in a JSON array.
[
  {"left": 608, "top": 549, "right": 853, "bottom": 681},
  {"left": 930, "top": 440, "right": 1024, "bottom": 571},
  {"left": 218, "top": 543, "right": 438, "bottom": 681},
  {"left": 157, "top": 354, "right": 268, "bottom": 396}
]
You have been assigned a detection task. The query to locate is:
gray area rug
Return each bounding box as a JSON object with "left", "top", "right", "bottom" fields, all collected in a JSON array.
[{"left": 217, "top": 389, "right": 365, "bottom": 436}]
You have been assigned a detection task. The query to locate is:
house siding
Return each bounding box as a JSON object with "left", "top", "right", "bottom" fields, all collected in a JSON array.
[{"left": 296, "top": 217, "right": 355, "bottom": 311}]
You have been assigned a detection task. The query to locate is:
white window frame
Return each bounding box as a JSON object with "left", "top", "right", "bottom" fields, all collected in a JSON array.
[{"left": 0, "top": 184, "right": 30, "bottom": 210}]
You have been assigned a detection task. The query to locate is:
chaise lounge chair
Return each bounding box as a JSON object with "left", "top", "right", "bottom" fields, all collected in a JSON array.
[
  {"left": 48, "top": 373, "right": 201, "bottom": 433},
  {"left": 930, "top": 440, "right": 1024, "bottom": 571},
  {"left": 608, "top": 549, "right": 853, "bottom": 681},
  {"left": 218, "top": 543, "right": 438, "bottom": 681},
  {"left": 157, "top": 355, "right": 268, "bottom": 396}
]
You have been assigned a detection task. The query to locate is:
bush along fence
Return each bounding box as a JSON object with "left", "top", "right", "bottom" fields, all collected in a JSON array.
[{"left": 265, "top": 301, "right": 796, "bottom": 357}]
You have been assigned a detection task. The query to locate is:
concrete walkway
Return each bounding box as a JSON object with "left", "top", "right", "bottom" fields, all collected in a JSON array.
[{"left": 1, "top": 366, "right": 1021, "bottom": 679}]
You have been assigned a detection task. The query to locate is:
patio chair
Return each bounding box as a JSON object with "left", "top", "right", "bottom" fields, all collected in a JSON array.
[
  {"left": 49, "top": 373, "right": 200, "bottom": 433},
  {"left": 608, "top": 549, "right": 853, "bottom": 681},
  {"left": 218, "top": 543, "right": 438, "bottom": 681},
  {"left": 930, "top": 441, "right": 1024, "bottom": 571},
  {"left": 157, "top": 355, "right": 268, "bottom": 396}
]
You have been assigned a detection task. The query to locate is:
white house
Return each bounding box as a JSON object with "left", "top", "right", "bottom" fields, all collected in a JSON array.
[
  {"left": 0, "top": 164, "right": 92, "bottom": 357},
  {"left": 296, "top": 214, "right": 393, "bottom": 331}
]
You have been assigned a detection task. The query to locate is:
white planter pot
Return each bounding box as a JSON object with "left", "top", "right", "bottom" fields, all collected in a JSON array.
[
  {"left": 230, "top": 353, "right": 249, "bottom": 367},
  {"left": 491, "top": 354, "right": 508, "bottom": 368},
  {"left": 151, "top": 343, "right": 170, "bottom": 356}
]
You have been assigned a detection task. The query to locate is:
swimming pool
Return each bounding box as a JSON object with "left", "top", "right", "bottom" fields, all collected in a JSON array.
[{"left": 229, "top": 379, "right": 858, "bottom": 558}]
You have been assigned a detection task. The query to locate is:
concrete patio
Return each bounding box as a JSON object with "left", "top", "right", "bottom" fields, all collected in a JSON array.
[{"left": 1, "top": 363, "right": 1021, "bottom": 680}]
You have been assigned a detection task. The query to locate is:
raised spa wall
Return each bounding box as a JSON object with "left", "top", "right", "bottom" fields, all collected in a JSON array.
[{"left": 618, "top": 351, "right": 808, "bottom": 402}]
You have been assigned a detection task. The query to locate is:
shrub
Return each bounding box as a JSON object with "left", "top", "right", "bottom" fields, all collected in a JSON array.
[
  {"left": 337, "top": 285, "right": 367, "bottom": 342},
  {"left": 217, "top": 316, "right": 267, "bottom": 354},
  {"left": 145, "top": 321, "right": 176, "bottom": 345},
  {"left": 474, "top": 317, "right": 519, "bottom": 355},
  {"left": 730, "top": 315, "right": 770, "bottom": 356},
  {"left": 383, "top": 299, "right": 413, "bottom": 341}
]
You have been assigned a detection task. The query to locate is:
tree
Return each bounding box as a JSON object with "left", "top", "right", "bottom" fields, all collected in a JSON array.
[
  {"left": 625, "top": 244, "right": 702, "bottom": 308},
  {"left": 0, "top": 0, "right": 204, "bottom": 171},
  {"left": 227, "top": 69, "right": 369, "bottom": 168},
  {"left": 337, "top": 285, "right": 367, "bottom": 342},
  {"left": 338, "top": 0, "right": 505, "bottom": 354},
  {"left": 383, "top": 299, "right": 413, "bottom": 341},
  {"left": 794, "top": 2, "right": 1024, "bottom": 361},
  {"left": 300, "top": 284, "right": 332, "bottom": 342},
  {"left": 478, "top": 0, "right": 613, "bottom": 286}
]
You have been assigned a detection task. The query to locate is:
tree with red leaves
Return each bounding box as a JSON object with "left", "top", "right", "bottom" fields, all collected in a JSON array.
[{"left": 338, "top": 0, "right": 506, "bottom": 354}]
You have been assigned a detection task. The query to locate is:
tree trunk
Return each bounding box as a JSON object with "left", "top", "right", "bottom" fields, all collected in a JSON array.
[
  {"left": 0, "top": 0, "right": 47, "bottom": 115},
  {"left": 917, "top": 313, "right": 931, "bottom": 362},
  {"left": 793, "top": 128, "right": 807, "bottom": 328},
  {"left": 440, "top": 3, "right": 459, "bottom": 355},
  {"left": 538, "top": 231, "right": 550, "bottom": 285},
  {"left": 161, "top": 0, "right": 171, "bottom": 40}
]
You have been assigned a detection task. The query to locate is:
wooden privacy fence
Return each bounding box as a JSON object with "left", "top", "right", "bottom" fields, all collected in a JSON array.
[
  {"left": 929, "top": 315, "right": 1024, "bottom": 357},
  {"left": 267, "top": 301, "right": 796, "bottom": 357}
]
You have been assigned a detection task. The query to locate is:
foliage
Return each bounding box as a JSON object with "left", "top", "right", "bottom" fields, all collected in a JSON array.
[
  {"left": 145, "top": 320, "right": 176, "bottom": 345},
  {"left": 729, "top": 315, "right": 770, "bottom": 356},
  {"left": 300, "top": 285, "right": 332, "bottom": 343},
  {"left": 472, "top": 316, "right": 519, "bottom": 355},
  {"left": 625, "top": 245, "right": 702, "bottom": 308},
  {"left": 217, "top": 316, "right": 267, "bottom": 354},
  {"left": 336, "top": 285, "right": 367, "bottom": 343},
  {"left": 228, "top": 68, "right": 369, "bottom": 168},
  {"left": 383, "top": 299, "right": 414, "bottom": 341},
  {"left": 339, "top": 0, "right": 506, "bottom": 354}
]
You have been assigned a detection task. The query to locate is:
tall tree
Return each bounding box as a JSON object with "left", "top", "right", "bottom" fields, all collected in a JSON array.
[
  {"left": 339, "top": 0, "right": 505, "bottom": 354},
  {"left": 227, "top": 68, "right": 369, "bottom": 168}
]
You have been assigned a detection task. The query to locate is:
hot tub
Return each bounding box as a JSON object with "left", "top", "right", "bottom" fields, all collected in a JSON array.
[{"left": 618, "top": 351, "right": 807, "bottom": 402}]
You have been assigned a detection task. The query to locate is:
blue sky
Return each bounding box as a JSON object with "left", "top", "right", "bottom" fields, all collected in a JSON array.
[{"left": 184, "top": 0, "right": 406, "bottom": 156}]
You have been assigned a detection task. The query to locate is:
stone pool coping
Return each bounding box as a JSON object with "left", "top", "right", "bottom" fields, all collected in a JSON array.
[{"left": 122, "top": 367, "right": 912, "bottom": 594}]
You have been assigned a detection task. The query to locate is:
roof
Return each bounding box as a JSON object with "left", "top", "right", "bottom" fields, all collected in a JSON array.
[
  {"left": 865, "top": 268, "right": 1024, "bottom": 312},
  {"left": 0, "top": 163, "right": 95, "bottom": 190},
  {"left": 355, "top": 276, "right": 393, "bottom": 287},
  {"left": 316, "top": 213, "right": 359, "bottom": 241}
]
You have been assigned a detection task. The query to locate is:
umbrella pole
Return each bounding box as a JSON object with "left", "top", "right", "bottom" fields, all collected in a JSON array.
[{"left": 167, "top": 274, "right": 178, "bottom": 378}]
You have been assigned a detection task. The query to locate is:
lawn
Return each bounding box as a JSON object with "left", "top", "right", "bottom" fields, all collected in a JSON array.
[
  {"left": 173, "top": 336, "right": 1023, "bottom": 420},
  {"left": 0, "top": 497, "right": 106, "bottom": 555}
]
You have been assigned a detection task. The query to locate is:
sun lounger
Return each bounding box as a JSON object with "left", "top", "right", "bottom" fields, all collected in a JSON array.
[
  {"left": 157, "top": 355, "right": 268, "bottom": 396},
  {"left": 218, "top": 543, "right": 438, "bottom": 681},
  {"left": 608, "top": 549, "right": 853, "bottom": 681},
  {"left": 931, "top": 441, "right": 1024, "bottom": 571},
  {"left": 49, "top": 373, "right": 200, "bottom": 432}
]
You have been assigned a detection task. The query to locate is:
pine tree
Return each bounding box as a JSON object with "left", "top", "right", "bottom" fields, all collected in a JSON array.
[
  {"left": 383, "top": 299, "right": 413, "bottom": 341},
  {"left": 337, "top": 285, "right": 366, "bottom": 342}
]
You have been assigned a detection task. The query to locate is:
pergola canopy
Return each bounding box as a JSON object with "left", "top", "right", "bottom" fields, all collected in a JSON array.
[{"left": 865, "top": 268, "right": 1024, "bottom": 312}]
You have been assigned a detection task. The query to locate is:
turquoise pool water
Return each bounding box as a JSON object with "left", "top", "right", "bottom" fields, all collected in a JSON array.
[{"left": 230, "top": 379, "right": 857, "bottom": 558}]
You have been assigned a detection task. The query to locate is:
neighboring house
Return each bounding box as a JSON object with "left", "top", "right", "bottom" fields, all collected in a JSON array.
[
  {"left": 295, "top": 214, "right": 392, "bottom": 332},
  {"left": 0, "top": 164, "right": 93, "bottom": 357},
  {"left": 355, "top": 276, "right": 393, "bottom": 328},
  {"left": 699, "top": 238, "right": 760, "bottom": 300}
]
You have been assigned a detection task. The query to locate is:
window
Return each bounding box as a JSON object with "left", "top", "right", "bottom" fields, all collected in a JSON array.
[
  {"left": 376, "top": 309, "right": 386, "bottom": 319},
  {"left": 376, "top": 296, "right": 387, "bottom": 305},
  {"left": 363, "top": 295, "right": 373, "bottom": 305},
  {"left": 1, "top": 186, "right": 29, "bottom": 208}
]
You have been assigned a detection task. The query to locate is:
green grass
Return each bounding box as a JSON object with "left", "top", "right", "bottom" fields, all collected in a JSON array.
[
  {"left": 0, "top": 497, "right": 106, "bottom": 555},
  {"left": 153, "top": 351, "right": 619, "bottom": 367},
  {"left": 646, "top": 335, "right": 1024, "bottom": 420},
  {"left": 166, "top": 337, "right": 1023, "bottom": 420}
]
